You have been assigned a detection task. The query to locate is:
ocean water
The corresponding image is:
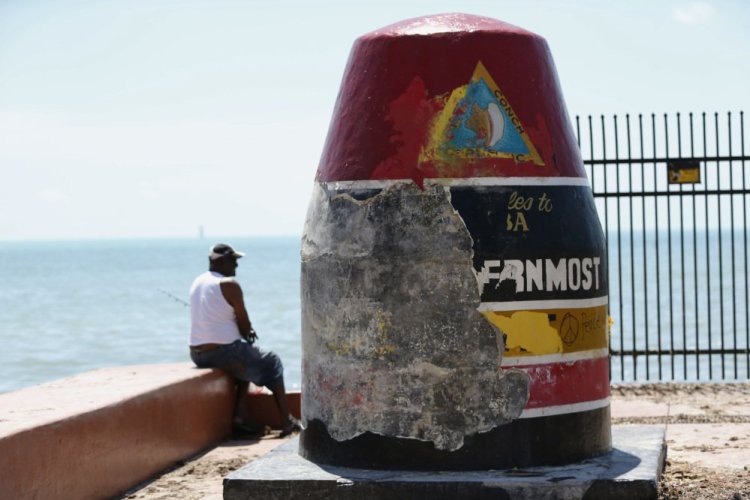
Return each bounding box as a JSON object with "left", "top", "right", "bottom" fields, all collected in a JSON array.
[
  {"left": 0, "top": 237, "right": 302, "bottom": 394},
  {"left": 606, "top": 226, "right": 750, "bottom": 382},
  {"left": 1, "top": 228, "right": 748, "bottom": 395}
]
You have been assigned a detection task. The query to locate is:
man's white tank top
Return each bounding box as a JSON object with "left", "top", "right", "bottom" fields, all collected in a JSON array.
[{"left": 189, "top": 271, "right": 242, "bottom": 346}]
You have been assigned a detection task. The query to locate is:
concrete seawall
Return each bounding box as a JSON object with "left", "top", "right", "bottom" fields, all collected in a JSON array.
[{"left": 0, "top": 363, "right": 300, "bottom": 500}]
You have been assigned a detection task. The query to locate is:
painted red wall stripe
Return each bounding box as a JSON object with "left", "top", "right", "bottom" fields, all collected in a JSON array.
[{"left": 508, "top": 356, "right": 610, "bottom": 410}]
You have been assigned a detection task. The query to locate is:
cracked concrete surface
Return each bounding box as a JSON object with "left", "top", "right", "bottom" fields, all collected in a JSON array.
[{"left": 301, "top": 181, "right": 528, "bottom": 451}]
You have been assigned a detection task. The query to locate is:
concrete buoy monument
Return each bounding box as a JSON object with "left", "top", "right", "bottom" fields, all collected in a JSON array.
[{"left": 299, "top": 13, "right": 610, "bottom": 470}]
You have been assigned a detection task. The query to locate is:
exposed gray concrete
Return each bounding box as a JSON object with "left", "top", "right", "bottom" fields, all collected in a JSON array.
[
  {"left": 301, "top": 182, "right": 528, "bottom": 451},
  {"left": 224, "top": 425, "right": 666, "bottom": 500}
]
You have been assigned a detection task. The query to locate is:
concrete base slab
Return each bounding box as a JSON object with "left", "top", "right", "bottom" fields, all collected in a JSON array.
[{"left": 224, "top": 425, "right": 666, "bottom": 500}]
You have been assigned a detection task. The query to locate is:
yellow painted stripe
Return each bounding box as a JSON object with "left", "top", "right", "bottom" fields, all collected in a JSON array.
[{"left": 482, "top": 304, "right": 609, "bottom": 357}]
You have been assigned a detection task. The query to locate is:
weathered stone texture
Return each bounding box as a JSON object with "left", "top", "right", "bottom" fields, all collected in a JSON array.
[{"left": 301, "top": 182, "right": 528, "bottom": 451}]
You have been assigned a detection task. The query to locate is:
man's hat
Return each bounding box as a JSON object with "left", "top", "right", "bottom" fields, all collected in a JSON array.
[{"left": 209, "top": 243, "right": 245, "bottom": 260}]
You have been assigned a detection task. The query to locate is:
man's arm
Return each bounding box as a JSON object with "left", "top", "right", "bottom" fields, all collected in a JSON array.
[{"left": 220, "top": 279, "right": 257, "bottom": 342}]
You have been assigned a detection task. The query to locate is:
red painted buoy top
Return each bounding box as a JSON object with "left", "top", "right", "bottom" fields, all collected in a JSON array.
[{"left": 317, "top": 13, "right": 583, "bottom": 184}]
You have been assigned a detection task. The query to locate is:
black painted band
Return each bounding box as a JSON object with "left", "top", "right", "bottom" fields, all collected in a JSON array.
[{"left": 299, "top": 406, "right": 612, "bottom": 470}]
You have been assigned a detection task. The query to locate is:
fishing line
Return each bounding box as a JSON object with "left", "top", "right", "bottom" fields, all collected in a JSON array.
[{"left": 157, "top": 288, "right": 189, "bottom": 307}]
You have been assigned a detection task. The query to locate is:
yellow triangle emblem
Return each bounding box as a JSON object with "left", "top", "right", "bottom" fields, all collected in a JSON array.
[{"left": 421, "top": 61, "right": 544, "bottom": 166}]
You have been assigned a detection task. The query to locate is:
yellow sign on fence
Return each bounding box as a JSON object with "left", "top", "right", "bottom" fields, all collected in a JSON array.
[{"left": 668, "top": 159, "right": 701, "bottom": 184}]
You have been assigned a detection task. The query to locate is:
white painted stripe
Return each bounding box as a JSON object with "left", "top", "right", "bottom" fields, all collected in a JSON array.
[
  {"left": 427, "top": 177, "right": 591, "bottom": 187},
  {"left": 321, "top": 177, "right": 591, "bottom": 190},
  {"left": 326, "top": 179, "right": 413, "bottom": 190},
  {"left": 477, "top": 295, "right": 609, "bottom": 312},
  {"left": 518, "top": 397, "right": 610, "bottom": 419},
  {"left": 501, "top": 348, "right": 609, "bottom": 367}
]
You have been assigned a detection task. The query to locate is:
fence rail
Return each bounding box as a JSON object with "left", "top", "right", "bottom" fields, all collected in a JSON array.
[{"left": 575, "top": 112, "right": 749, "bottom": 381}]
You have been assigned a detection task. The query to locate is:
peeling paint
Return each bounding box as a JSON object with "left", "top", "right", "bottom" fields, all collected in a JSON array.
[{"left": 301, "top": 182, "right": 529, "bottom": 451}]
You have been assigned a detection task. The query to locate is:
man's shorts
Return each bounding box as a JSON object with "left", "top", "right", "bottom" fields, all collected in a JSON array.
[{"left": 190, "top": 340, "right": 284, "bottom": 388}]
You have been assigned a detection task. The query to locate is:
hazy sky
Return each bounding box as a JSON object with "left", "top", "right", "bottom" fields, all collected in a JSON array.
[{"left": 1, "top": 0, "right": 748, "bottom": 241}]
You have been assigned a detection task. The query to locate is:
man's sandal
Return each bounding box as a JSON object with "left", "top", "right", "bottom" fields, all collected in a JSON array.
[
  {"left": 232, "top": 420, "right": 267, "bottom": 439},
  {"left": 278, "top": 418, "right": 303, "bottom": 438}
]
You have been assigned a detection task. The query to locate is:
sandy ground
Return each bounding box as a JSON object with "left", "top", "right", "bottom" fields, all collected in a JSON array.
[
  {"left": 611, "top": 382, "right": 750, "bottom": 499},
  {"left": 122, "top": 383, "right": 750, "bottom": 499},
  {"left": 122, "top": 433, "right": 289, "bottom": 500}
]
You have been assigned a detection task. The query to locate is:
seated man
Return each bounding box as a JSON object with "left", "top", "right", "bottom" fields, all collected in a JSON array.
[{"left": 189, "top": 243, "right": 301, "bottom": 438}]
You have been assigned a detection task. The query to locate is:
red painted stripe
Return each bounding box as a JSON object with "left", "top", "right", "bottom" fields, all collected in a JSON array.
[{"left": 507, "top": 356, "right": 610, "bottom": 410}]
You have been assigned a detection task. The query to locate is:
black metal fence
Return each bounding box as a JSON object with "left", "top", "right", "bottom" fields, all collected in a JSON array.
[{"left": 575, "top": 112, "right": 750, "bottom": 381}]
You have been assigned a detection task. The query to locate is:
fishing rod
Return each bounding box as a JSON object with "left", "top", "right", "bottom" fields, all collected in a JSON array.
[
  {"left": 158, "top": 287, "right": 259, "bottom": 344},
  {"left": 157, "top": 288, "right": 189, "bottom": 307}
]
